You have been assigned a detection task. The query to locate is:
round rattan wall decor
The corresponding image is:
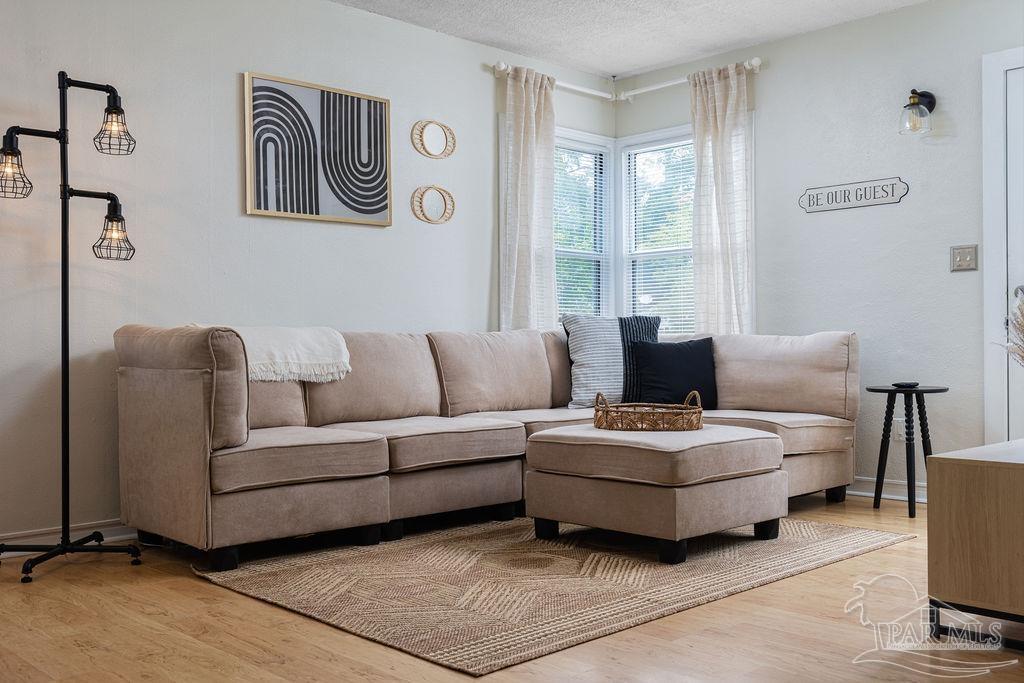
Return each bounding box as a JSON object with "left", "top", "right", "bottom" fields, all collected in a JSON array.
[
  {"left": 411, "top": 185, "right": 455, "bottom": 224},
  {"left": 411, "top": 120, "right": 456, "bottom": 159}
]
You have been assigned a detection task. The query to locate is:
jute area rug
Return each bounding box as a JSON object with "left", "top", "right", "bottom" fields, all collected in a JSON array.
[{"left": 199, "top": 518, "right": 910, "bottom": 676}]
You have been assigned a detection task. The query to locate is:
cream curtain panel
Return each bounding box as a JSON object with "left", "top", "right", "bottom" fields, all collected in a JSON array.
[
  {"left": 689, "top": 64, "right": 754, "bottom": 334},
  {"left": 499, "top": 66, "right": 557, "bottom": 330}
]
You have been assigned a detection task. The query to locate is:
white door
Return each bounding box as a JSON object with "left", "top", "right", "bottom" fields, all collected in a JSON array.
[
  {"left": 984, "top": 47, "right": 1024, "bottom": 442},
  {"left": 1008, "top": 65, "right": 1024, "bottom": 439}
]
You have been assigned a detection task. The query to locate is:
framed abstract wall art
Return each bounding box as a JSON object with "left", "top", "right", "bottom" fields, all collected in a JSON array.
[{"left": 244, "top": 72, "right": 392, "bottom": 226}]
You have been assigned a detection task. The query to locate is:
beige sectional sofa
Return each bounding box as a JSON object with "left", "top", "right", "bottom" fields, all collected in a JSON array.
[{"left": 113, "top": 325, "right": 858, "bottom": 569}]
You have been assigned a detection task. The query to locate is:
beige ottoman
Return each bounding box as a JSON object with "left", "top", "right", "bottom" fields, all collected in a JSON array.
[{"left": 525, "top": 424, "right": 788, "bottom": 564}]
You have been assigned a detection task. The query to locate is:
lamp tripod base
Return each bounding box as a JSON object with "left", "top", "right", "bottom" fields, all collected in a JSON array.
[{"left": 0, "top": 532, "right": 141, "bottom": 583}]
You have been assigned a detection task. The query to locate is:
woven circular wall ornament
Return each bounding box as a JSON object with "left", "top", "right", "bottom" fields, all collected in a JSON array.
[
  {"left": 411, "top": 185, "right": 455, "bottom": 224},
  {"left": 411, "top": 120, "right": 456, "bottom": 159}
]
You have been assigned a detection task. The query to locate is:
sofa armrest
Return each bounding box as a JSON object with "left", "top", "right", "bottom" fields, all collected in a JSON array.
[
  {"left": 117, "top": 367, "right": 214, "bottom": 549},
  {"left": 845, "top": 333, "right": 860, "bottom": 422},
  {"left": 114, "top": 324, "right": 249, "bottom": 449}
]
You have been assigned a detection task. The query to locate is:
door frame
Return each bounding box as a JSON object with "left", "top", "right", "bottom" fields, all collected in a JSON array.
[{"left": 982, "top": 47, "right": 1024, "bottom": 443}]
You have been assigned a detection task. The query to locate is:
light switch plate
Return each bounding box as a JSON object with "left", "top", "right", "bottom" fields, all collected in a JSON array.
[{"left": 950, "top": 244, "right": 978, "bottom": 272}]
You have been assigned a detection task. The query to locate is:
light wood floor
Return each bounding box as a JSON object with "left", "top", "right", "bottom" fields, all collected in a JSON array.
[{"left": 2, "top": 496, "right": 1022, "bottom": 682}]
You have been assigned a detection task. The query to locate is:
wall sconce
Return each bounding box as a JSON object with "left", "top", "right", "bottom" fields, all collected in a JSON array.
[{"left": 899, "top": 89, "right": 936, "bottom": 135}]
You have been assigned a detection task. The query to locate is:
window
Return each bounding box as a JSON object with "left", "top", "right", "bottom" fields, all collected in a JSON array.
[
  {"left": 553, "top": 138, "right": 609, "bottom": 317},
  {"left": 624, "top": 138, "right": 696, "bottom": 333},
  {"left": 552, "top": 127, "right": 698, "bottom": 332}
]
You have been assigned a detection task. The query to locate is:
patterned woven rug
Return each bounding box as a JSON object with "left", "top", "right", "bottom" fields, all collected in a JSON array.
[{"left": 199, "top": 518, "right": 910, "bottom": 676}]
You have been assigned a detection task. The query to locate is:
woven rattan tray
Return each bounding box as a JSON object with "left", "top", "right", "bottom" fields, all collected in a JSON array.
[{"left": 593, "top": 391, "right": 703, "bottom": 431}]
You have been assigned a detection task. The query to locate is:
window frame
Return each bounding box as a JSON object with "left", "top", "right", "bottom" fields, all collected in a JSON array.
[
  {"left": 617, "top": 126, "right": 695, "bottom": 328},
  {"left": 554, "top": 124, "right": 713, "bottom": 330},
  {"left": 553, "top": 127, "right": 615, "bottom": 318}
]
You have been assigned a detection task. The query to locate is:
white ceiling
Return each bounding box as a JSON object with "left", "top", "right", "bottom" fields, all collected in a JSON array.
[{"left": 333, "top": 0, "right": 928, "bottom": 78}]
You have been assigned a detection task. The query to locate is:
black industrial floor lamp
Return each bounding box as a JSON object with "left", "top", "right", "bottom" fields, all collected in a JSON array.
[{"left": 0, "top": 71, "right": 141, "bottom": 582}]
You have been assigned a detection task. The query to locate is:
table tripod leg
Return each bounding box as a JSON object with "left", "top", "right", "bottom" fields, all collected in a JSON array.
[
  {"left": 873, "top": 393, "right": 897, "bottom": 508},
  {"left": 905, "top": 393, "right": 916, "bottom": 518}
]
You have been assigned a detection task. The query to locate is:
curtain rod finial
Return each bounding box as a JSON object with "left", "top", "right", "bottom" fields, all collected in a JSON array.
[
  {"left": 746, "top": 57, "right": 762, "bottom": 72},
  {"left": 493, "top": 62, "right": 510, "bottom": 76}
]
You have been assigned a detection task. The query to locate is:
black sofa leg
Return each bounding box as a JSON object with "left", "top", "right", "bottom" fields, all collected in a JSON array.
[
  {"left": 354, "top": 524, "right": 381, "bottom": 546},
  {"left": 754, "top": 518, "right": 781, "bottom": 540},
  {"left": 136, "top": 529, "right": 163, "bottom": 546},
  {"left": 382, "top": 520, "right": 404, "bottom": 542},
  {"left": 208, "top": 546, "right": 239, "bottom": 572},
  {"left": 514, "top": 499, "right": 526, "bottom": 517},
  {"left": 658, "top": 539, "right": 688, "bottom": 564},
  {"left": 825, "top": 485, "right": 848, "bottom": 503},
  {"left": 492, "top": 502, "right": 517, "bottom": 521},
  {"left": 534, "top": 518, "right": 559, "bottom": 540}
]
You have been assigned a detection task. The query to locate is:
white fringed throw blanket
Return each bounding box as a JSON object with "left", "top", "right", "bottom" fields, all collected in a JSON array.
[{"left": 201, "top": 325, "right": 351, "bottom": 383}]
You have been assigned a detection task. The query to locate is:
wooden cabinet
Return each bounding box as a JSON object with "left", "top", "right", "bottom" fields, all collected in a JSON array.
[{"left": 928, "top": 440, "right": 1024, "bottom": 617}]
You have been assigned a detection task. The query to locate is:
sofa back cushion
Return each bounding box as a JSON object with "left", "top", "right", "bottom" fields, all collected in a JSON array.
[
  {"left": 113, "top": 325, "right": 249, "bottom": 449},
  {"left": 428, "top": 330, "right": 553, "bottom": 417},
  {"left": 248, "top": 381, "right": 306, "bottom": 428},
  {"left": 542, "top": 328, "right": 572, "bottom": 408},
  {"left": 711, "top": 332, "right": 859, "bottom": 420},
  {"left": 305, "top": 332, "right": 440, "bottom": 425}
]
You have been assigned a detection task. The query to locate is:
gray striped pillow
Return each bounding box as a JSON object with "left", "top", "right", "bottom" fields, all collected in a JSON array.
[{"left": 562, "top": 315, "right": 661, "bottom": 408}]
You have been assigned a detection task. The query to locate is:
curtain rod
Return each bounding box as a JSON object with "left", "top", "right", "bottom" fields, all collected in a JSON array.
[
  {"left": 617, "top": 57, "right": 762, "bottom": 101},
  {"left": 492, "top": 58, "right": 763, "bottom": 103},
  {"left": 492, "top": 62, "right": 615, "bottom": 100}
]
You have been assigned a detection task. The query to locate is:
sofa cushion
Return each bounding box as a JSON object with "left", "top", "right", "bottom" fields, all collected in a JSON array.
[
  {"left": 249, "top": 381, "right": 306, "bottom": 428},
  {"left": 633, "top": 337, "right": 718, "bottom": 408},
  {"left": 210, "top": 426, "right": 388, "bottom": 494},
  {"left": 326, "top": 416, "right": 525, "bottom": 472},
  {"left": 542, "top": 328, "right": 572, "bottom": 408},
  {"left": 561, "top": 314, "right": 661, "bottom": 407},
  {"left": 306, "top": 332, "right": 441, "bottom": 426},
  {"left": 710, "top": 332, "right": 859, "bottom": 420},
  {"left": 527, "top": 424, "right": 782, "bottom": 487},
  {"left": 114, "top": 325, "right": 249, "bottom": 450},
  {"left": 456, "top": 407, "right": 594, "bottom": 436},
  {"left": 427, "top": 330, "right": 552, "bottom": 417},
  {"left": 702, "top": 410, "right": 855, "bottom": 455}
]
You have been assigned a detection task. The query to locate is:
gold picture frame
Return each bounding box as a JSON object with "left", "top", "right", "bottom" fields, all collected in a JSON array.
[{"left": 244, "top": 72, "right": 392, "bottom": 227}]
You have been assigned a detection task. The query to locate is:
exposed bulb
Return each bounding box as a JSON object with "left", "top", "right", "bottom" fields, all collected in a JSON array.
[
  {"left": 899, "top": 93, "right": 932, "bottom": 135},
  {"left": 93, "top": 216, "right": 136, "bottom": 260},
  {"left": 94, "top": 108, "right": 136, "bottom": 155},
  {"left": 0, "top": 149, "right": 33, "bottom": 198}
]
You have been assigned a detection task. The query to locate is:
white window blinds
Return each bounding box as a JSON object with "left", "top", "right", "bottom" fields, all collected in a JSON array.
[
  {"left": 625, "top": 141, "right": 697, "bottom": 333},
  {"left": 553, "top": 144, "right": 608, "bottom": 317}
]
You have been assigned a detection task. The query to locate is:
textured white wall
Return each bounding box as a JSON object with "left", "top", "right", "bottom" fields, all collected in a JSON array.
[
  {"left": 615, "top": 0, "right": 1024, "bottom": 488},
  {"left": 0, "top": 0, "right": 614, "bottom": 536}
]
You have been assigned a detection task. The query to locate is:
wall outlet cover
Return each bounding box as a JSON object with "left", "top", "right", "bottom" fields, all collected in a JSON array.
[{"left": 950, "top": 244, "right": 978, "bottom": 272}]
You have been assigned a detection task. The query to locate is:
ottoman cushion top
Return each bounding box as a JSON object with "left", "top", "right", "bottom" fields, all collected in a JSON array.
[{"left": 527, "top": 424, "right": 783, "bottom": 487}]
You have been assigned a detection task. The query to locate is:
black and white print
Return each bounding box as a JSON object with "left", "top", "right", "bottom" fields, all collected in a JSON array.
[{"left": 246, "top": 73, "right": 391, "bottom": 225}]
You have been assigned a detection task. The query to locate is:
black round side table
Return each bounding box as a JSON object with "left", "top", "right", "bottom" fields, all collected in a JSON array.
[{"left": 866, "top": 383, "right": 948, "bottom": 518}]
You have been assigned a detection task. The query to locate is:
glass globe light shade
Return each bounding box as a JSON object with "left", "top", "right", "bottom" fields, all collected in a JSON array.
[{"left": 899, "top": 95, "right": 932, "bottom": 135}]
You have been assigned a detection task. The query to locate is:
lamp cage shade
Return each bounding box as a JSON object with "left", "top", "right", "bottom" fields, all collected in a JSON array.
[
  {"left": 93, "top": 215, "right": 135, "bottom": 260},
  {"left": 93, "top": 107, "right": 136, "bottom": 155},
  {"left": 0, "top": 149, "right": 33, "bottom": 198}
]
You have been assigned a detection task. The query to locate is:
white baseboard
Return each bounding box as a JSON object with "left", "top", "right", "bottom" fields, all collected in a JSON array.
[
  {"left": 0, "top": 519, "right": 136, "bottom": 558},
  {"left": 847, "top": 476, "right": 927, "bottom": 503}
]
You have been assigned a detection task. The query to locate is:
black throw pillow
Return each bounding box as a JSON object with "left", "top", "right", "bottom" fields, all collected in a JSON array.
[{"left": 631, "top": 338, "right": 718, "bottom": 409}]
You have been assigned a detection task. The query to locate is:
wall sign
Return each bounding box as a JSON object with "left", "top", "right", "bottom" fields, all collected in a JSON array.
[{"left": 799, "top": 177, "right": 909, "bottom": 213}]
